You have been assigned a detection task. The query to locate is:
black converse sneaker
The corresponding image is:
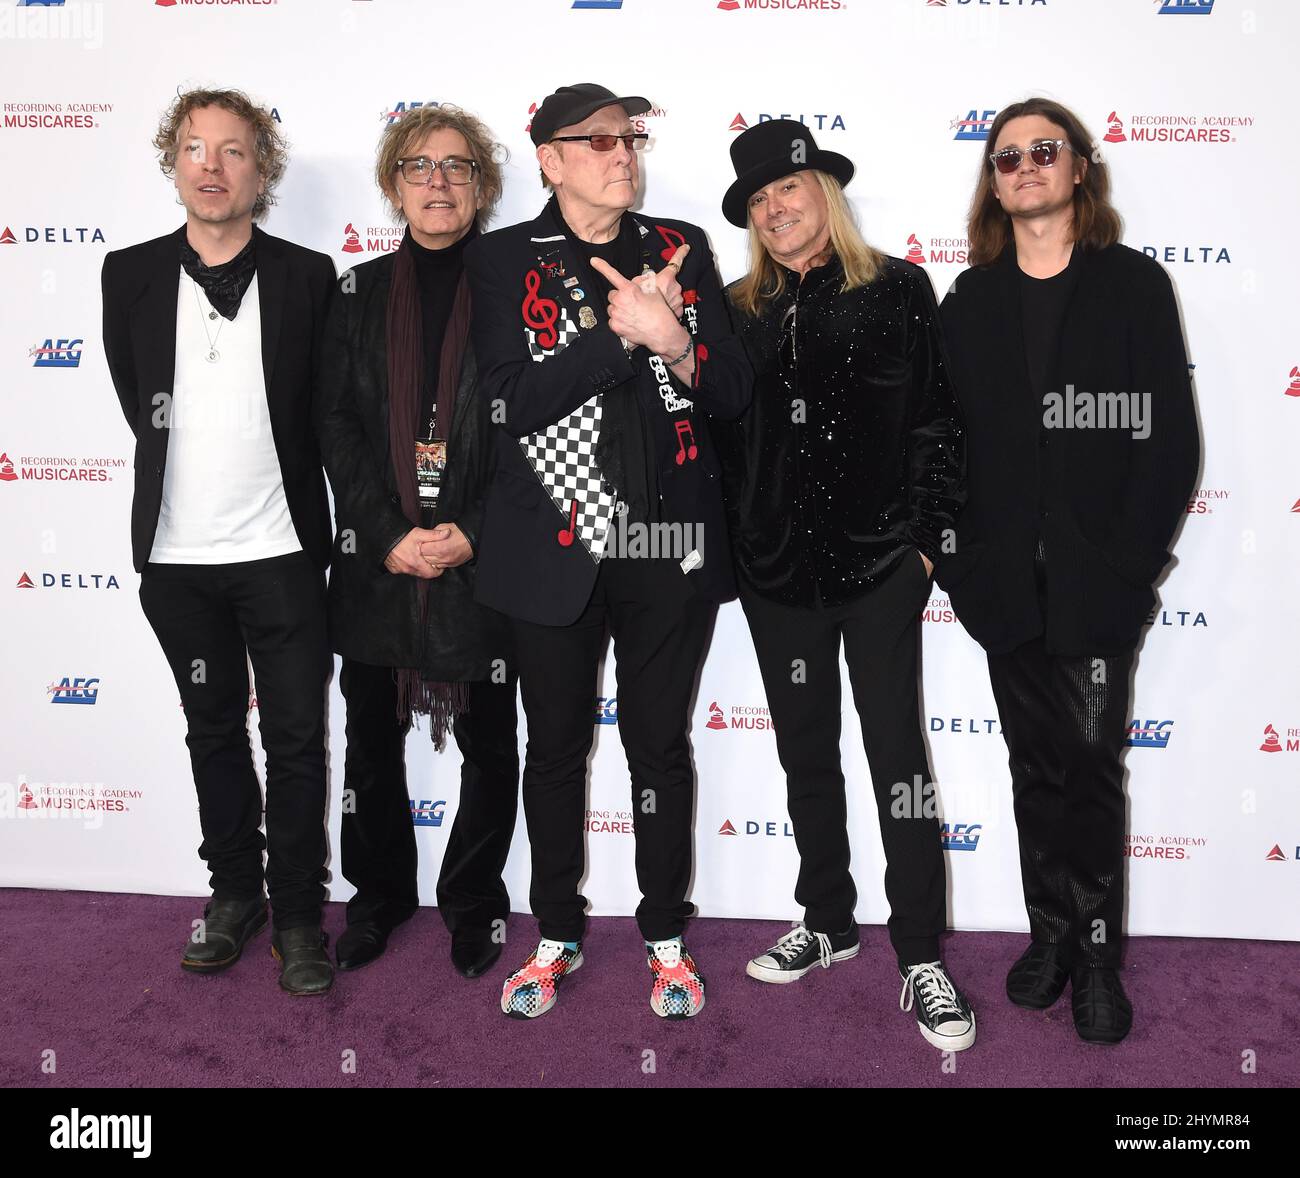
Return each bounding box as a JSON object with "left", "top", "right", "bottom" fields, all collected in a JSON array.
[
  {"left": 746, "top": 923, "right": 860, "bottom": 984},
  {"left": 899, "top": 961, "right": 977, "bottom": 1051}
]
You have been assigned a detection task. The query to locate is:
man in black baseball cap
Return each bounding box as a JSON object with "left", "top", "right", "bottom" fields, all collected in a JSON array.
[{"left": 464, "top": 83, "right": 752, "bottom": 1022}]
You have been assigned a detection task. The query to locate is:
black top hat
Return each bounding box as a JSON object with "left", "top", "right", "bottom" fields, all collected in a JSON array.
[
  {"left": 529, "top": 83, "right": 652, "bottom": 147},
  {"left": 722, "top": 119, "right": 855, "bottom": 228}
]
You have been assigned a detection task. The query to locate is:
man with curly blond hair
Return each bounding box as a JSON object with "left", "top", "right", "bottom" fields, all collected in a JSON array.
[{"left": 101, "top": 88, "right": 338, "bottom": 996}]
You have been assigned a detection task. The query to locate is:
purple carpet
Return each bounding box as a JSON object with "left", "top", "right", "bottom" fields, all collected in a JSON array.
[{"left": 2, "top": 889, "right": 1296, "bottom": 1088}]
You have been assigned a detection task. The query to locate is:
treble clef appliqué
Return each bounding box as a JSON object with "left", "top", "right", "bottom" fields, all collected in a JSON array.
[{"left": 521, "top": 269, "right": 560, "bottom": 350}]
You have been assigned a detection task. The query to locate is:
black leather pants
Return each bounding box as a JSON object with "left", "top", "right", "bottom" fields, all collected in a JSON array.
[{"left": 986, "top": 543, "right": 1134, "bottom": 968}]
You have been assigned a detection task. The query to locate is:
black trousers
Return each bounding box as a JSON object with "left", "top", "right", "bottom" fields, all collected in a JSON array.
[
  {"left": 986, "top": 639, "right": 1133, "bottom": 968},
  {"left": 139, "top": 551, "right": 330, "bottom": 930},
  {"left": 739, "top": 551, "right": 945, "bottom": 967},
  {"left": 338, "top": 658, "right": 520, "bottom": 932},
  {"left": 511, "top": 555, "right": 714, "bottom": 943}
]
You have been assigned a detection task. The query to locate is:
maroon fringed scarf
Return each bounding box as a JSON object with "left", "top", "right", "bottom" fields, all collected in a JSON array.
[{"left": 386, "top": 233, "right": 473, "bottom": 748}]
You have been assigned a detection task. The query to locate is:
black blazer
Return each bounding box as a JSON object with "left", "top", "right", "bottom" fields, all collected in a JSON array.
[
  {"left": 100, "top": 225, "right": 335, "bottom": 572},
  {"left": 936, "top": 242, "right": 1201, "bottom": 656},
  {"left": 315, "top": 252, "right": 506, "bottom": 680},
  {"left": 465, "top": 202, "right": 752, "bottom": 627}
]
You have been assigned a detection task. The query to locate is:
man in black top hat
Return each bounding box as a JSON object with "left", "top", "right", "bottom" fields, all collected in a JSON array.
[
  {"left": 712, "top": 119, "right": 976, "bottom": 1051},
  {"left": 465, "top": 83, "right": 752, "bottom": 1020}
]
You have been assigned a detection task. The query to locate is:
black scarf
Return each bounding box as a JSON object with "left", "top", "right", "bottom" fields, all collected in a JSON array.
[
  {"left": 549, "top": 198, "right": 658, "bottom": 526},
  {"left": 178, "top": 230, "right": 257, "bottom": 321}
]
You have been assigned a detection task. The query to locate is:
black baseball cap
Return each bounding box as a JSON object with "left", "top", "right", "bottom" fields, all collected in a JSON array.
[{"left": 529, "top": 83, "right": 652, "bottom": 146}]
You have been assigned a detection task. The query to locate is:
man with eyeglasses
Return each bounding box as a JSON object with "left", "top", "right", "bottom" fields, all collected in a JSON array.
[
  {"left": 316, "top": 104, "right": 521, "bottom": 981},
  {"left": 937, "top": 98, "right": 1199, "bottom": 1044},
  {"left": 101, "top": 88, "right": 336, "bottom": 994},
  {"left": 464, "top": 82, "right": 752, "bottom": 1020}
]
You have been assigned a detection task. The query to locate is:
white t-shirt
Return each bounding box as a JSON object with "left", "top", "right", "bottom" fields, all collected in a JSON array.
[{"left": 149, "top": 272, "right": 304, "bottom": 564}]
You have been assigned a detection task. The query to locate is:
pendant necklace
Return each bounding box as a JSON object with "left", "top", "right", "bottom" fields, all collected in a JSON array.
[{"left": 191, "top": 279, "right": 225, "bottom": 363}]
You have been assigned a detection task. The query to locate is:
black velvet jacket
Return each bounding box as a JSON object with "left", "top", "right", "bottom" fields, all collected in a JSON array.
[
  {"left": 315, "top": 251, "right": 507, "bottom": 680},
  {"left": 714, "top": 255, "right": 965, "bottom": 607}
]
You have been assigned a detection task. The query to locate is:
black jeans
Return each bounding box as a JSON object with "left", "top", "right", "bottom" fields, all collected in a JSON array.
[
  {"left": 986, "top": 639, "right": 1133, "bottom": 968},
  {"left": 511, "top": 555, "right": 714, "bottom": 943},
  {"left": 739, "top": 551, "right": 945, "bottom": 967},
  {"left": 139, "top": 551, "right": 330, "bottom": 930},
  {"left": 338, "top": 658, "right": 520, "bottom": 932}
]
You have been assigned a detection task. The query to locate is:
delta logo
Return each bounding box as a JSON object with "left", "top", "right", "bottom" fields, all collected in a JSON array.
[
  {"left": 381, "top": 100, "right": 439, "bottom": 126},
  {"left": 339, "top": 222, "right": 402, "bottom": 255},
  {"left": 1145, "top": 607, "right": 1207, "bottom": 628},
  {"left": 1139, "top": 244, "right": 1232, "bottom": 264},
  {"left": 705, "top": 700, "right": 776, "bottom": 732},
  {"left": 1127, "top": 719, "right": 1173, "bottom": 748},
  {"left": 921, "top": 593, "right": 957, "bottom": 624},
  {"left": 1260, "top": 724, "right": 1299, "bottom": 754},
  {"left": 29, "top": 337, "right": 83, "bottom": 368},
  {"left": 1157, "top": 0, "right": 1214, "bottom": 13},
  {"left": 2, "top": 101, "right": 112, "bottom": 131},
  {"left": 1264, "top": 844, "right": 1297, "bottom": 862},
  {"left": 951, "top": 108, "right": 996, "bottom": 141},
  {"left": 411, "top": 799, "right": 445, "bottom": 827},
  {"left": 1284, "top": 367, "right": 1300, "bottom": 398},
  {"left": 1125, "top": 833, "right": 1206, "bottom": 860},
  {"left": 1186, "top": 487, "right": 1229, "bottom": 514},
  {"left": 17, "top": 571, "right": 121, "bottom": 590},
  {"left": 585, "top": 808, "right": 634, "bottom": 834},
  {"left": 0, "top": 451, "right": 125, "bottom": 484},
  {"left": 926, "top": 1, "right": 1048, "bottom": 7},
  {"left": 941, "top": 823, "right": 982, "bottom": 852},
  {"left": 716, "top": 1, "right": 846, "bottom": 12},
  {"left": 47, "top": 676, "right": 99, "bottom": 705},
  {"left": 903, "top": 232, "right": 969, "bottom": 267},
  {"left": 595, "top": 696, "right": 618, "bottom": 725},
  {"left": 1101, "top": 107, "right": 1251, "bottom": 146},
  {"left": 717, "top": 817, "right": 795, "bottom": 837},
  {"left": 929, "top": 715, "right": 1002, "bottom": 735},
  {"left": 729, "top": 112, "right": 846, "bottom": 133},
  {"left": 0, "top": 224, "right": 105, "bottom": 245}
]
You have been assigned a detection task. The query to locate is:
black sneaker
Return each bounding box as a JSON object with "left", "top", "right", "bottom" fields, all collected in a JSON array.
[
  {"left": 899, "top": 961, "right": 977, "bottom": 1051},
  {"left": 746, "top": 923, "right": 860, "bottom": 984}
]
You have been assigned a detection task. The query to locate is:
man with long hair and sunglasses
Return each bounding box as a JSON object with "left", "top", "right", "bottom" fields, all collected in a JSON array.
[
  {"left": 465, "top": 83, "right": 751, "bottom": 1020},
  {"left": 937, "top": 98, "right": 1199, "bottom": 1043},
  {"left": 712, "top": 120, "right": 975, "bottom": 1052},
  {"left": 315, "top": 105, "right": 521, "bottom": 981}
]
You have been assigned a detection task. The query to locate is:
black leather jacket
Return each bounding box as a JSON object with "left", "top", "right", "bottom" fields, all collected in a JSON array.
[
  {"left": 315, "top": 252, "right": 507, "bottom": 679},
  {"left": 714, "top": 254, "right": 965, "bottom": 607}
]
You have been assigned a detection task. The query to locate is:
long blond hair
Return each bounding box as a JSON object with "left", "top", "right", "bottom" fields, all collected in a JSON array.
[{"left": 730, "top": 170, "right": 885, "bottom": 318}]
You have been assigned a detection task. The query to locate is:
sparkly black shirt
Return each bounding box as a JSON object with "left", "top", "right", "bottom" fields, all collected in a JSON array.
[{"left": 716, "top": 254, "right": 966, "bottom": 608}]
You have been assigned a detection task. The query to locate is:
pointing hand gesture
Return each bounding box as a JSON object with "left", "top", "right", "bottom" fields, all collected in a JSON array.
[{"left": 589, "top": 244, "right": 691, "bottom": 359}]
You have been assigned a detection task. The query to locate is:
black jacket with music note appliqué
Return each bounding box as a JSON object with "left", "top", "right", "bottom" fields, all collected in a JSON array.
[
  {"left": 465, "top": 202, "right": 753, "bottom": 627},
  {"left": 713, "top": 254, "right": 966, "bottom": 608}
]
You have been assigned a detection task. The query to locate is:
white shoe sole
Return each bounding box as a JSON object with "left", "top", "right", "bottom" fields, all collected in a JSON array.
[
  {"left": 916, "top": 1008, "right": 977, "bottom": 1052},
  {"left": 501, "top": 950, "right": 583, "bottom": 1019},
  {"left": 745, "top": 943, "right": 860, "bottom": 984}
]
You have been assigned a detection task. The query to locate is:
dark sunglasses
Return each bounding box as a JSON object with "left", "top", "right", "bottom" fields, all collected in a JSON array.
[
  {"left": 988, "top": 138, "right": 1072, "bottom": 175},
  {"left": 549, "top": 133, "right": 649, "bottom": 152}
]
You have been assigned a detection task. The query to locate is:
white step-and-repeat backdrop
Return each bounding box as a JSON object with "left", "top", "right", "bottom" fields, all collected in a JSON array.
[{"left": 2, "top": 0, "right": 1297, "bottom": 942}]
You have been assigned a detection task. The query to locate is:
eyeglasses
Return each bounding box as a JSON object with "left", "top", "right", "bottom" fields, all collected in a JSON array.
[
  {"left": 988, "top": 139, "right": 1072, "bottom": 175},
  {"left": 548, "top": 133, "right": 650, "bottom": 152},
  {"left": 395, "top": 156, "right": 479, "bottom": 186}
]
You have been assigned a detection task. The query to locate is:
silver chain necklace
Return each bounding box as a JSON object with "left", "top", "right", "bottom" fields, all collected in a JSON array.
[{"left": 190, "top": 278, "right": 225, "bottom": 363}]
